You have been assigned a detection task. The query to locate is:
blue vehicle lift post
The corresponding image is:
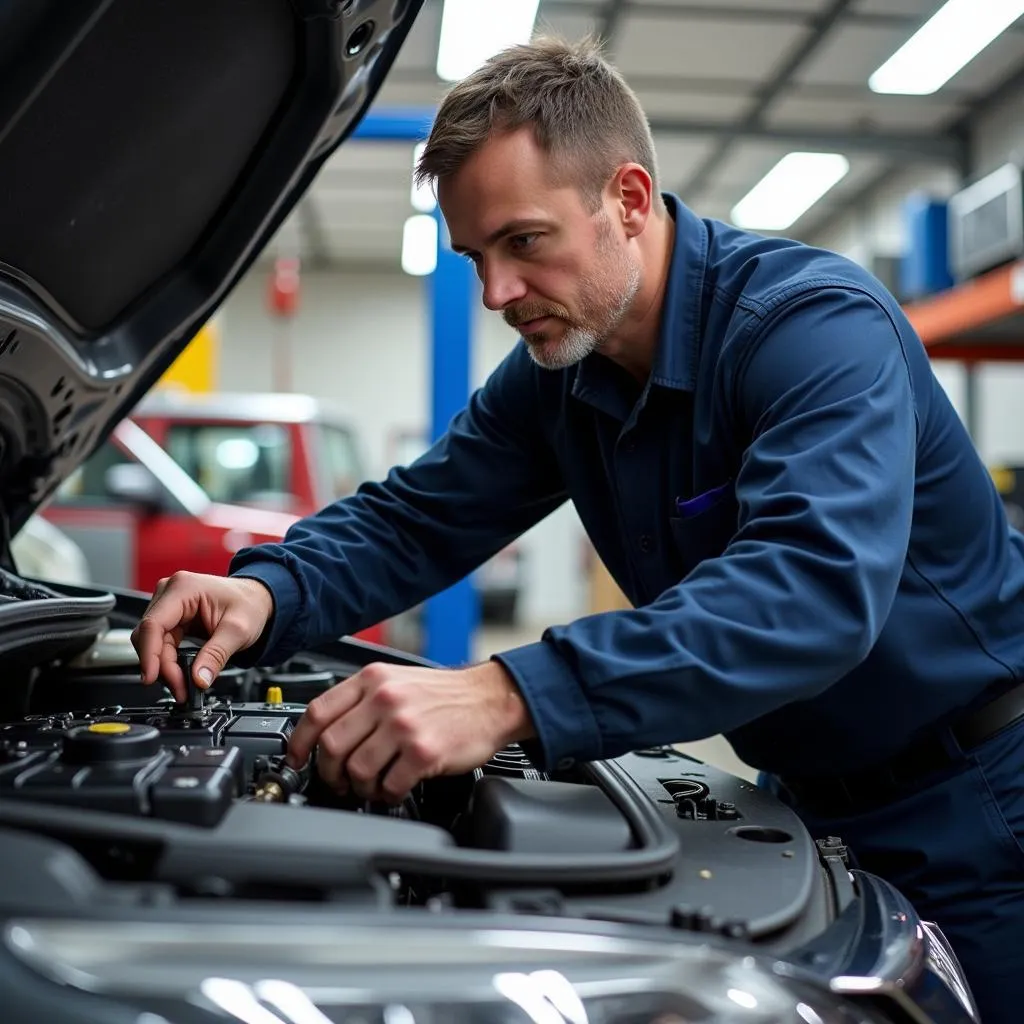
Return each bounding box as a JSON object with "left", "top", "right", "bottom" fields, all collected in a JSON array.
[{"left": 351, "top": 108, "right": 479, "bottom": 666}]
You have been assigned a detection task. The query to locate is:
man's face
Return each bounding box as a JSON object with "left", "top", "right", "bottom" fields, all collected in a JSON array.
[{"left": 438, "top": 127, "right": 641, "bottom": 370}]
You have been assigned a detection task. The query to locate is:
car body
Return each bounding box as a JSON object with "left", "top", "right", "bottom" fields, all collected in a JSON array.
[
  {"left": 132, "top": 388, "right": 370, "bottom": 518},
  {"left": 42, "top": 417, "right": 300, "bottom": 593},
  {"left": 0, "top": 2, "right": 977, "bottom": 1022},
  {"left": 41, "top": 409, "right": 388, "bottom": 644}
]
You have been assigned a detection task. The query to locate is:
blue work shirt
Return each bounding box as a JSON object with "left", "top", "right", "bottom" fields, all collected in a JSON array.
[{"left": 230, "top": 193, "right": 1024, "bottom": 780}]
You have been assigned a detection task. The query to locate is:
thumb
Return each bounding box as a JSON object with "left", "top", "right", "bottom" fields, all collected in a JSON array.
[{"left": 193, "top": 618, "right": 249, "bottom": 688}]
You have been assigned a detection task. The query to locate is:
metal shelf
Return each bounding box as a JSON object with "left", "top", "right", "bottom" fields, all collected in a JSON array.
[{"left": 903, "top": 258, "right": 1024, "bottom": 362}]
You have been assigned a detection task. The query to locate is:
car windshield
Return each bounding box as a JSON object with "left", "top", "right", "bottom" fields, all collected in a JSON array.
[{"left": 166, "top": 422, "right": 292, "bottom": 510}]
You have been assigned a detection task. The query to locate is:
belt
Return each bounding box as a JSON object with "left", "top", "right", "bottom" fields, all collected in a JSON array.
[{"left": 780, "top": 679, "right": 1024, "bottom": 815}]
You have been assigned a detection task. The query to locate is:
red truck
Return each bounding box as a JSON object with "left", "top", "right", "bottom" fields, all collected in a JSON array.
[{"left": 42, "top": 391, "right": 387, "bottom": 644}]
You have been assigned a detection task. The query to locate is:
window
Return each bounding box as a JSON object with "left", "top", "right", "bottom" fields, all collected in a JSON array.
[
  {"left": 53, "top": 440, "right": 133, "bottom": 504},
  {"left": 166, "top": 423, "right": 292, "bottom": 509},
  {"left": 318, "top": 424, "right": 365, "bottom": 500}
]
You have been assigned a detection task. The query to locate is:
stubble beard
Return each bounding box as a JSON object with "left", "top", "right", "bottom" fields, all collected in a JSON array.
[{"left": 521, "top": 257, "right": 641, "bottom": 371}]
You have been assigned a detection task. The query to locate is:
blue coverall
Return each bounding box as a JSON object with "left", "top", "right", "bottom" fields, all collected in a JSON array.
[{"left": 231, "top": 194, "right": 1024, "bottom": 1020}]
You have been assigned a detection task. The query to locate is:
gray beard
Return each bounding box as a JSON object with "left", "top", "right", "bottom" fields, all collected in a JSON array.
[{"left": 525, "top": 260, "right": 641, "bottom": 371}]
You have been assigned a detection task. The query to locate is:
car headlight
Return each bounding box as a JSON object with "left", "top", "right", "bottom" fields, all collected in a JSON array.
[{"left": 5, "top": 918, "right": 872, "bottom": 1023}]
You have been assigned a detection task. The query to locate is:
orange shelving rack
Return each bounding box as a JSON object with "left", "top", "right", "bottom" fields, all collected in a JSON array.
[{"left": 903, "top": 257, "right": 1024, "bottom": 362}]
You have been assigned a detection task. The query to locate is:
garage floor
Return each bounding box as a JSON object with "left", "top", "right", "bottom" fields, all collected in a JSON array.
[{"left": 475, "top": 624, "right": 759, "bottom": 783}]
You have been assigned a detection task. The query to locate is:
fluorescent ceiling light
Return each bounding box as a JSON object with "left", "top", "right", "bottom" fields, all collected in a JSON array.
[
  {"left": 411, "top": 141, "right": 436, "bottom": 213},
  {"left": 401, "top": 214, "right": 437, "bottom": 276},
  {"left": 731, "top": 152, "right": 850, "bottom": 231},
  {"left": 869, "top": 0, "right": 1024, "bottom": 95},
  {"left": 436, "top": 0, "right": 540, "bottom": 83}
]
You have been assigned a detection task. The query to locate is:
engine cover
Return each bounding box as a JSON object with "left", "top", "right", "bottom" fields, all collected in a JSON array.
[{"left": 0, "top": 696, "right": 306, "bottom": 828}]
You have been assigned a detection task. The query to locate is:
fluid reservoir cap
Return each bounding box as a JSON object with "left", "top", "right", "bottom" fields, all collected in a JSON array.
[
  {"left": 265, "top": 686, "right": 283, "bottom": 706},
  {"left": 62, "top": 722, "right": 162, "bottom": 765}
]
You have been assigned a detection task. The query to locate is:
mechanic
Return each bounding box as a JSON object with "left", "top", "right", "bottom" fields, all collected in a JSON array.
[{"left": 133, "top": 37, "right": 1024, "bottom": 1019}]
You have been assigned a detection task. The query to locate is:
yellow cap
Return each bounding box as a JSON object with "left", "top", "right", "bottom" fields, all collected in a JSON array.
[
  {"left": 87, "top": 722, "right": 132, "bottom": 735},
  {"left": 265, "top": 686, "right": 283, "bottom": 705}
]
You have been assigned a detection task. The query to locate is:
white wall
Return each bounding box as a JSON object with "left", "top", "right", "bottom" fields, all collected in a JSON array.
[{"left": 218, "top": 268, "right": 589, "bottom": 628}]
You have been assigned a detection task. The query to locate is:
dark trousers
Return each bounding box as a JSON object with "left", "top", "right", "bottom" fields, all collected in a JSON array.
[{"left": 770, "top": 717, "right": 1024, "bottom": 1024}]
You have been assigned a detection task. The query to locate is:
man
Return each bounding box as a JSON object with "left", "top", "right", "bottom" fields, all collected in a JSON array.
[{"left": 133, "top": 37, "right": 1024, "bottom": 1019}]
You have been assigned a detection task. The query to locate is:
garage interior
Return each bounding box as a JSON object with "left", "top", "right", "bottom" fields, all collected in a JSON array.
[{"left": 33, "top": 0, "right": 1024, "bottom": 786}]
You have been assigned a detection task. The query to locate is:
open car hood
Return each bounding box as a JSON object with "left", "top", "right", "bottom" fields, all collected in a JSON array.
[{"left": 0, "top": 0, "right": 422, "bottom": 538}]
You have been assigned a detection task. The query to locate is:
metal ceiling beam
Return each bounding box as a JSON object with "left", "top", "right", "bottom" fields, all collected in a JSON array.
[
  {"left": 648, "top": 117, "right": 964, "bottom": 165},
  {"left": 382, "top": 64, "right": 975, "bottom": 101},
  {"left": 676, "top": 0, "right": 858, "bottom": 202},
  {"left": 542, "top": 1, "right": 1015, "bottom": 32}
]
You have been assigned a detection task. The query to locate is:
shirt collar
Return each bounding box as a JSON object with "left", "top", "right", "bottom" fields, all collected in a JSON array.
[{"left": 571, "top": 192, "right": 708, "bottom": 418}]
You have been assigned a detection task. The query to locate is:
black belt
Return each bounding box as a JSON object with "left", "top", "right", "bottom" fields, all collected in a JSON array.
[{"left": 780, "top": 679, "right": 1024, "bottom": 815}]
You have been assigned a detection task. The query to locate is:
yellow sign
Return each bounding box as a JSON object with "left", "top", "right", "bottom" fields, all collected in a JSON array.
[
  {"left": 990, "top": 466, "right": 1016, "bottom": 495},
  {"left": 157, "top": 319, "right": 219, "bottom": 393},
  {"left": 87, "top": 722, "right": 132, "bottom": 735}
]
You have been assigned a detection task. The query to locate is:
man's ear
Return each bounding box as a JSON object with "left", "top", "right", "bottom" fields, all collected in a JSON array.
[{"left": 612, "top": 164, "right": 654, "bottom": 239}]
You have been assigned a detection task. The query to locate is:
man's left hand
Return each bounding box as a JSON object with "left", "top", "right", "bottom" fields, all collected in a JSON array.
[{"left": 286, "top": 660, "right": 536, "bottom": 802}]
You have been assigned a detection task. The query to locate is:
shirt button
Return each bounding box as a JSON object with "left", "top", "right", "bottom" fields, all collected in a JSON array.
[
  {"left": 639, "top": 534, "right": 653, "bottom": 553},
  {"left": 625, "top": 440, "right": 636, "bottom": 453}
]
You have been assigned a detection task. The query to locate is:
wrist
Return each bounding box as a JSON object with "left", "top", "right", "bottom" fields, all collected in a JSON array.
[
  {"left": 472, "top": 660, "right": 536, "bottom": 746},
  {"left": 235, "top": 575, "right": 275, "bottom": 623}
]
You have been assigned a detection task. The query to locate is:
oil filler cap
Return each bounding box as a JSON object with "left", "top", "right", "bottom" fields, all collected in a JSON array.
[{"left": 62, "top": 722, "right": 162, "bottom": 765}]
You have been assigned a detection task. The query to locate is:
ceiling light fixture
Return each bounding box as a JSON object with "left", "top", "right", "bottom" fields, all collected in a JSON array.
[
  {"left": 401, "top": 214, "right": 438, "bottom": 276},
  {"left": 730, "top": 152, "right": 850, "bottom": 231},
  {"left": 869, "top": 0, "right": 1024, "bottom": 95},
  {"left": 436, "top": 0, "right": 541, "bottom": 82}
]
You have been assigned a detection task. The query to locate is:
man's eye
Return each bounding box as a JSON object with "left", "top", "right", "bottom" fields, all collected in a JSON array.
[{"left": 509, "top": 234, "right": 538, "bottom": 252}]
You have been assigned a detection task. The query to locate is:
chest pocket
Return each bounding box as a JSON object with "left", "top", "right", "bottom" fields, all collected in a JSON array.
[{"left": 668, "top": 478, "right": 740, "bottom": 578}]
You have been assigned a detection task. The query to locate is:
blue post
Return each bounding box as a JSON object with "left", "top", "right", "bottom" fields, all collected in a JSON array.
[
  {"left": 350, "top": 107, "right": 435, "bottom": 142},
  {"left": 347, "top": 109, "right": 477, "bottom": 665},
  {"left": 424, "top": 207, "right": 479, "bottom": 666}
]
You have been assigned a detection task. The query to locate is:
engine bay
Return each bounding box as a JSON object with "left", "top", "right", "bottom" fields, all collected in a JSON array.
[{"left": 0, "top": 625, "right": 844, "bottom": 956}]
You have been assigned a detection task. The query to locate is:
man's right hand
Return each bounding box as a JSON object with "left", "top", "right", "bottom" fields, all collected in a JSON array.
[{"left": 130, "top": 572, "right": 274, "bottom": 702}]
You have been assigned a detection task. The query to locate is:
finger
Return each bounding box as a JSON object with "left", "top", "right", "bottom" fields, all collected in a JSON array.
[
  {"left": 193, "top": 615, "right": 251, "bottom": 688},
  {"left": 157, "top": 627, "right": 186, "bottom": 701},
  {"left": 134, "top": 616, "right": 173, "bottom": 685},
  {"left": 288, "top": 679, "right": 363, "bottom": 768},
  {"left": 346, "top": 730, "right": 400, "bottom": 801},
  {"left": 380, "top": 752, "right": 428, "bottom": 805},
  {"left": 133, "top": 584, "right": 194, "bottom": 684},
  {"left": 314, "top": 707, "right": 378, "bottom": 791}
]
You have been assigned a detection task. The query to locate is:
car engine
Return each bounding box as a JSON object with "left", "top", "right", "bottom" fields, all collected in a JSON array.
[
  {"left": 0, "top": 599, "right": 980, "bottom": 1024},
  {"left": 0, "top": 626, "right": 841, "bottom": 949}
]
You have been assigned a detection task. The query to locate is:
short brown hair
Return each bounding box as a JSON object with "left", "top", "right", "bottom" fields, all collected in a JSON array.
[{"left": 414, "top": 35, "right": 660, "bottom": 210}]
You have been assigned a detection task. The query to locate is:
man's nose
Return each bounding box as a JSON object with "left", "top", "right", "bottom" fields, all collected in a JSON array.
[{"left": 481, "top": 263, "right": 527, "bottom": 311}]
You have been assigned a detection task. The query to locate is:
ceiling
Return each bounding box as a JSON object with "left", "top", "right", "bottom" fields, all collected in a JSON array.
[{"left": 261, "top": 0, "right": 1024, "bottom": 270}]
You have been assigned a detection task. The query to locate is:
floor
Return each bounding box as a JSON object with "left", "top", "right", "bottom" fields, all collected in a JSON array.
[{"left": 474, "top": 623, "right": 759, "bottom": 783}]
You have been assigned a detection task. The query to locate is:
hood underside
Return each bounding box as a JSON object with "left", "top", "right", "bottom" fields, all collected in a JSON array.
[{"left": 0, "top": 0, "right": 422, "bottom": 535}]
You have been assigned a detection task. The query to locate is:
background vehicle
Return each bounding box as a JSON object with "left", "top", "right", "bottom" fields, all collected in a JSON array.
[
  {"left": 132, "top": 389, "right": 368, "bottom": 518},
  {"left": 43, "top": 418, "right": 299, "bottom": 594},
  {"left": 42, "top": 416, "right": 388, "bottom": 645}
]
